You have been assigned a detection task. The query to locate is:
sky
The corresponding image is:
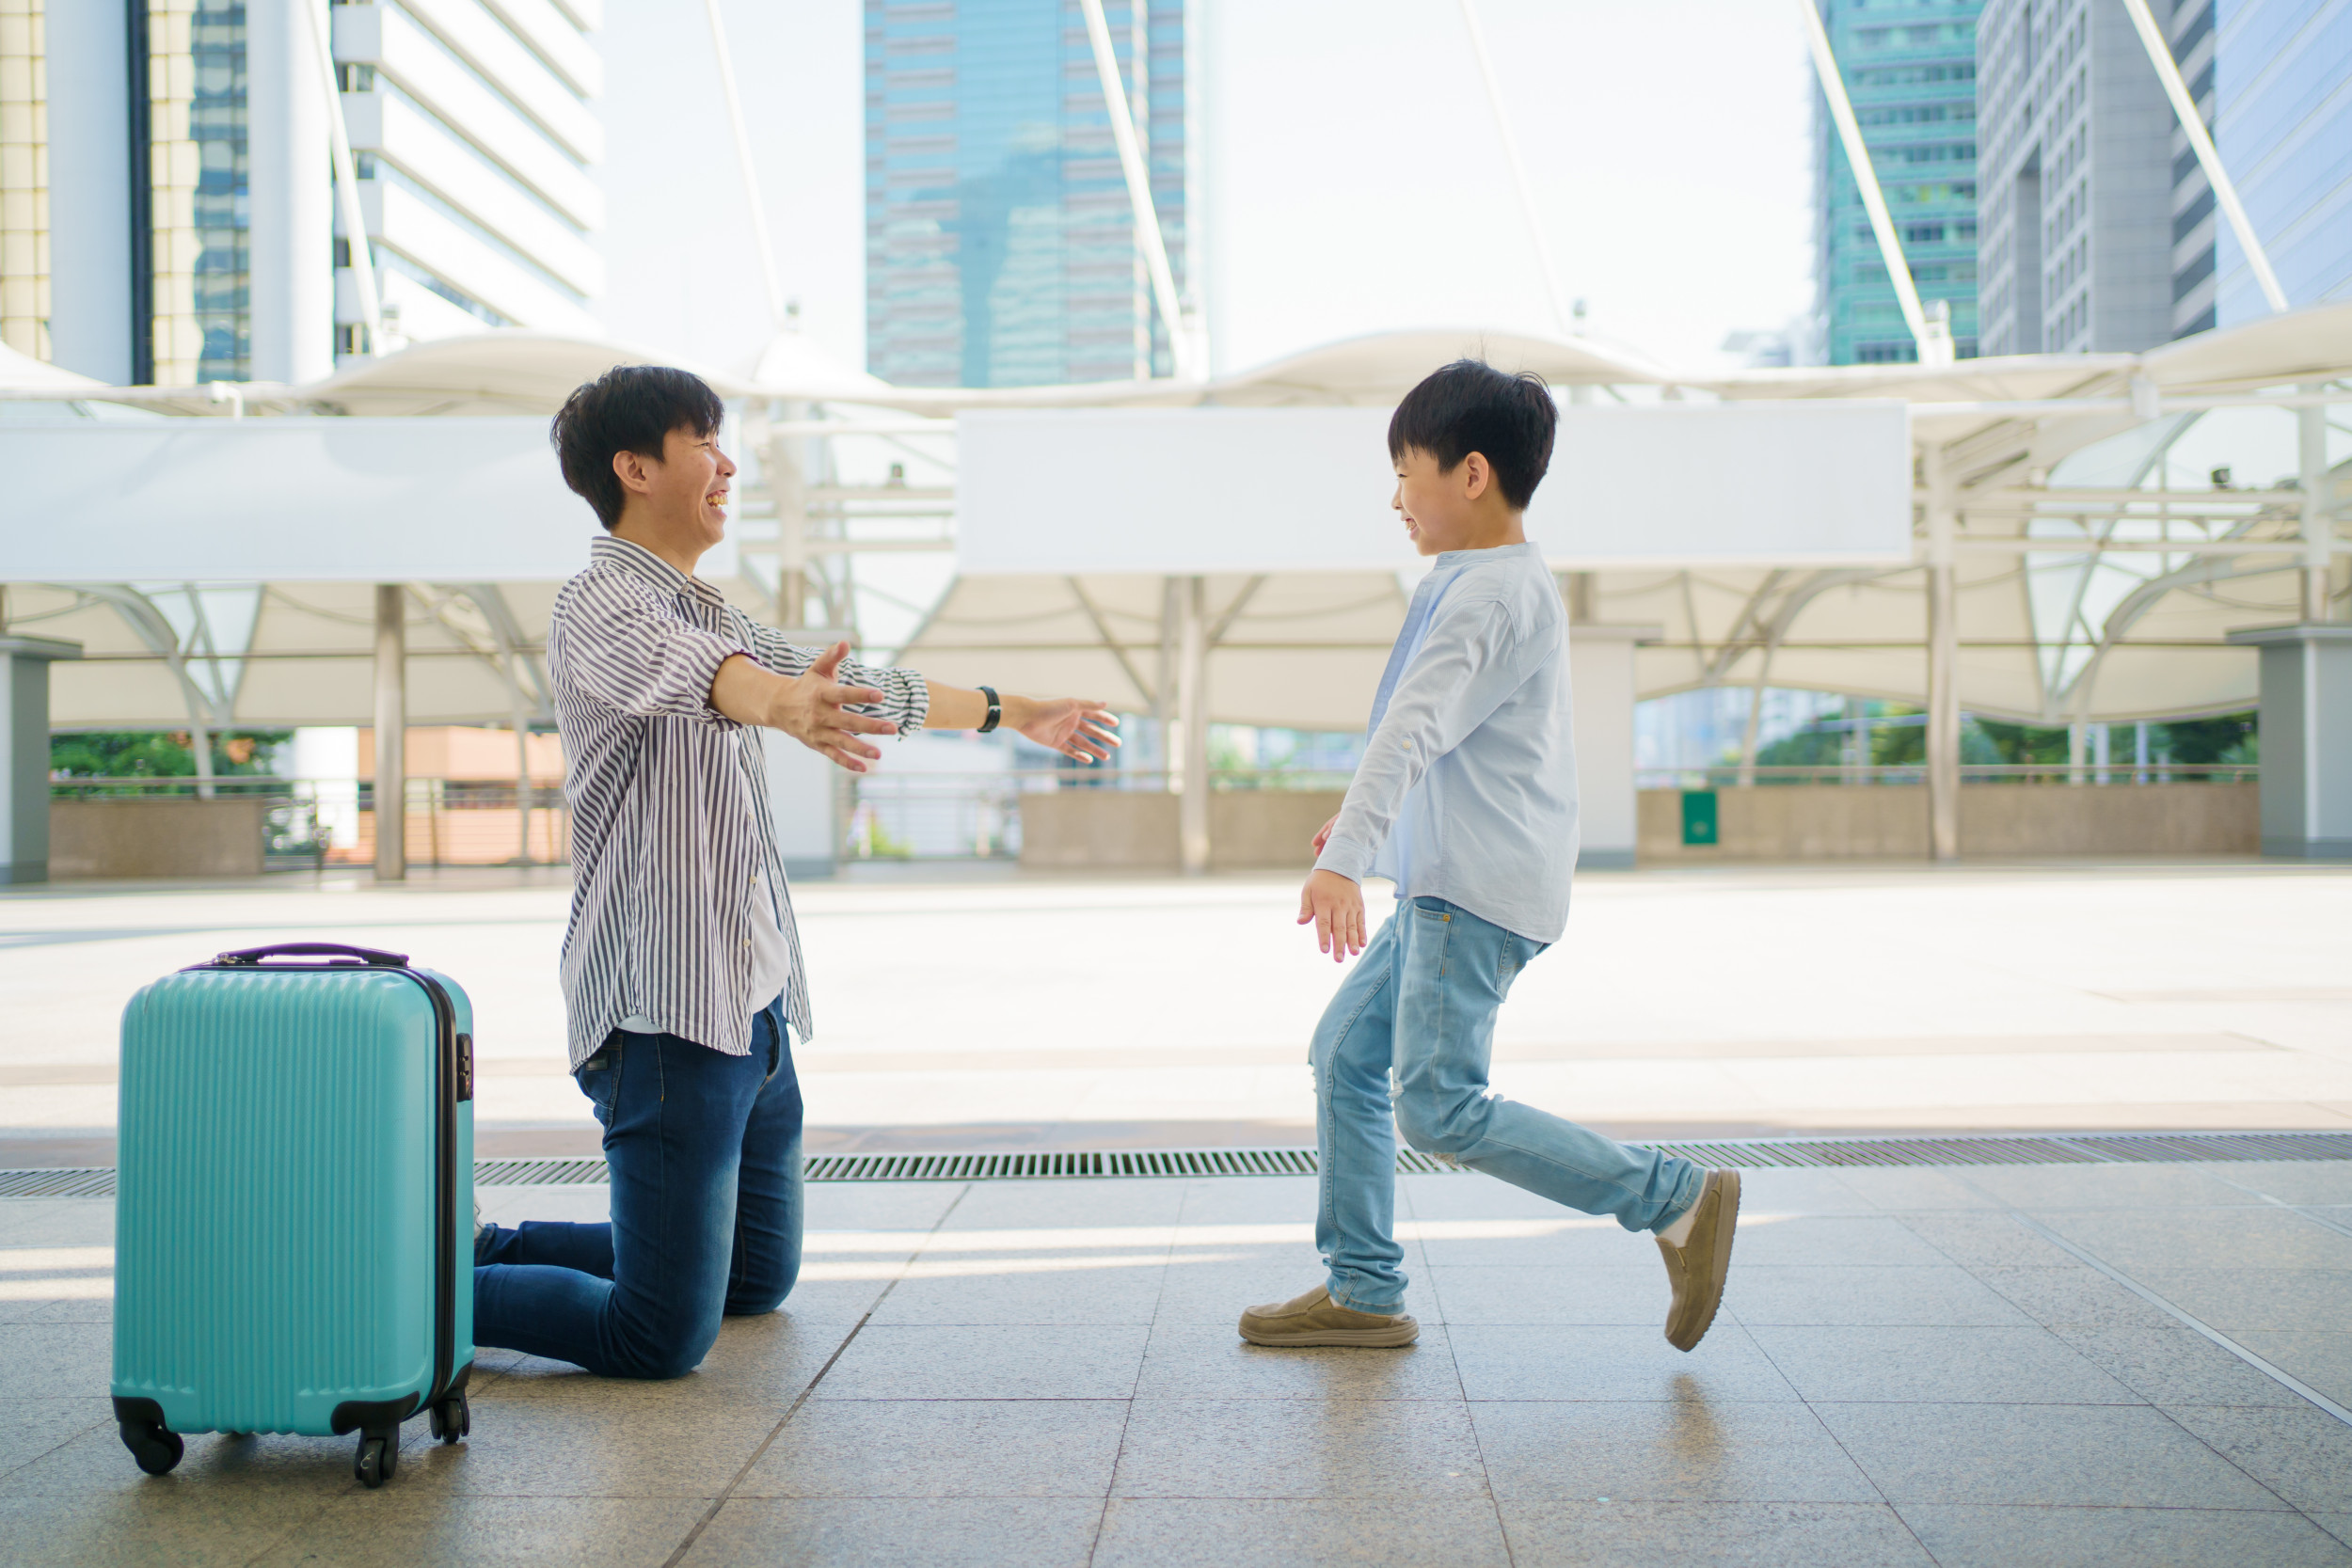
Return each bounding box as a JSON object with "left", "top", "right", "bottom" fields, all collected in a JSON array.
[{"left": 595, "top": 0, "right": 1820, "bottom": 382}]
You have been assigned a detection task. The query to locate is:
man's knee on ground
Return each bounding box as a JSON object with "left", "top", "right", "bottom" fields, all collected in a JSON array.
[
  {"left": 612, "top": 1318, "right": 722, "bottom": 1381},
  {"left": 723, "top": 1277, "right": 793, "bottom": 1318}
]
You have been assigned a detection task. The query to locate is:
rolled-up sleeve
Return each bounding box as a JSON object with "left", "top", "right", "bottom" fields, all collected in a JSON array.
[
  {"left": 549, "top": 573, "right": 748, "bottom": 725},
  {"left": 743, "top": 623, "right": 931, "bottom": 736}
]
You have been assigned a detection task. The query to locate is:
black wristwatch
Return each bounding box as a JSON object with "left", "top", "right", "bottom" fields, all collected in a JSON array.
[{"left": 977, "top": 686, "right": 1002, "bottom": 734}]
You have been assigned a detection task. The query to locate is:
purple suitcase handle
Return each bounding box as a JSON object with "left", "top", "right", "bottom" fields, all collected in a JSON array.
[{"left": 213, "top": 942, "right": 412, "bottom": 968}]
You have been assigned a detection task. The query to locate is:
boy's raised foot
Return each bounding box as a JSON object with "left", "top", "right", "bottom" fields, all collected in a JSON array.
[
  {"left": 1238, "top": 1286, "right": 1420, "bottom": 1348},
  {"left": 1658, "top": 1168, "right": 1741, "bottom": 1352}
]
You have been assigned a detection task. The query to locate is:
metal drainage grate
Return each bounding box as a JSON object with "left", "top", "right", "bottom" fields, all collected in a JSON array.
[
  {"left": 0, "top": 1167, "right": 118, "bottom": 1199},
  {"left": 801, "top": 1148, "right": 1334, "bottom": 1183},
  {"left": 473, "top": 1157, "right": 611, "bottom": 1188},
  {"left": 5, "top": 1132, "right": 2349, "bottom": 1199},
  {"left": 1643, "top": 1131, "right": 2352, "bottom": 1170}
]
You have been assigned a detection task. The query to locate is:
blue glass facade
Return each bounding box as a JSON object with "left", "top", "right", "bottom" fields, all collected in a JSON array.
[
  {"left": 191, "top": 0, "right": 248, "bottom": 381},
  {"left": 1813, "top": 0, "right": 1984, "bottom": 364},
  {"left": 865, "top": 0, "right": 1188, "bottom": 388},
  {"left": 2201, "top": 0, "right": 2352, "bottom": 325}
]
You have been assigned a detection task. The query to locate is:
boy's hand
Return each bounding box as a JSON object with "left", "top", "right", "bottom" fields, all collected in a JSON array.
[
  {"left": 1311, "top": 813, "right": 1339, "bottom": 855},
  {"left": 1298, "top": 868, "right": 1366, "bottom": 963}
]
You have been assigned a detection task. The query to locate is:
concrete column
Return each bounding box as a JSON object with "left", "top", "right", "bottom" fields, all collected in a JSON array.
[
  {"left": 2226, "top": 624, "right": 2352, "bottom": 859},
  {"left": 1175, "top": 575, "right": 1209, "bottom": 875},
  {"left": 42, "top": 1, "right": 131, "bottom": 382},
  {"left": 0, "top": 637, "right": 82, "bottom": 885},
  {"left": 768, "top": 407, "right": 811, "bottom": 627},
  {"left": 246, "top": 0, "right": 333, "bottom": 383},
  {"left": 1567, "top": 624, "right": 1661, "bottom": 870},
  {"left": 764, "top": 620, "right": 851, "bottom": 881},
  {"left": 1153, "top": 576, "right": 1178, "bottom": 776},
  {"left": 373, "top": 585, "right": 405, "bottom": 881},
  {"left": 1924, "top": 451, "right": 1961, "bottom": 860},
  {"left": 2301, "top": 388, "right": 2333, "bottom": 623}
]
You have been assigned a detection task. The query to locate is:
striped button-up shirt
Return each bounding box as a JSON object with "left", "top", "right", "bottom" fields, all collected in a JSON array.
[{"left": 548, "top": 535, "right": 929, "bottom": 1067}]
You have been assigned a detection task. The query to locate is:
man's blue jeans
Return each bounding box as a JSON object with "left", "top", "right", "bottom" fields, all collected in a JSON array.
[
  {"left": 1315, "top": 897, "right": 1704, "bottom": 1315},
  {"left": 472, "top": 996, "right": 803, "bottom": 1379}
]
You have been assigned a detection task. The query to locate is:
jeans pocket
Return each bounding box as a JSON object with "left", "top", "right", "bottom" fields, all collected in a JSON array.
[{"left": 578, "top": 1038, "right": 623, "bottom": 1126}]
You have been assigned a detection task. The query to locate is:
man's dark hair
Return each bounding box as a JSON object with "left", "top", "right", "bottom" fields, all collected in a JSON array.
[
  {"left": 550, "top": 365, "right": 727, "bottom": 530},
  {"left": 1386, "top": 358, "right": 1558, "bottom": 511}
]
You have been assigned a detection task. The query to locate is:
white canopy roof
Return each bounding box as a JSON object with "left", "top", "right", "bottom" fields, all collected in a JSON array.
[{"left": 6, "top": 307, "right": 2344, "bottom": 732}]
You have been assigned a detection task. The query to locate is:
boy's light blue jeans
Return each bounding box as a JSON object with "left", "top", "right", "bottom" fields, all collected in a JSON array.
[{"left": 1315, "top": 895, "right": 1704, "bottom": 1314}]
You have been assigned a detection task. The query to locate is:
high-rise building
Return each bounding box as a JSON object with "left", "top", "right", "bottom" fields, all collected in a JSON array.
[
  {"left": 0, "top": 0, "right": 600, "bottom": 388},
  {"left": 1812, "top": 0, "right": 1986, "bottom": 365},
  {"left": 2169, "top": 0, "right": 2352, "bottom": 335},
  {"left": 1975, "top": 0, "right": 2176, "bottom": 354},
  {"left": 864, "top": 0, "right": 1194, "bottom": 388}
]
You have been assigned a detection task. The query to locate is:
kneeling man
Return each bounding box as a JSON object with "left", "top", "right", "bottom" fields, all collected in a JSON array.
[{"left": 474, "top": 366, "right": 1117, "bottom": 1377}]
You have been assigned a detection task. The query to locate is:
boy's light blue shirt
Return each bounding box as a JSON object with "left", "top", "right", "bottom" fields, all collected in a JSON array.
[{"left": 1313, "top": 541, "right": 1580, "bottom": 944}]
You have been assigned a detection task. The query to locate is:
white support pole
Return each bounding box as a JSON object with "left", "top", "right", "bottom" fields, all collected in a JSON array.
[
  {"left": 373, "top": 585, "right": 406, "bottom": 881},
  {"left": 1078, "top": 0, "right": 1198, "bottom": 379},
  {"left": 2118, "top": 0, "right": 2289, "bottom": 314},
  {"left": 510, "top": 689, "right": 533, "bottom": 865},
  {"left": 1156, "top": 576, "right": 1179, "bottom": 777},
  {"left": 2301, "top": 386, "right": 2332, "bottom": 621},
  {"left": 702, "top": 0, "right": 788, "bottom": 331},
  {"left": 1454, "top": 0, "right": 1571, "bottom": 334},
  {"left": 1176, "top": 575, "right": 1210, "bottom": 874},
  {"left": 1794, "top": 0, "right": 1946, "bottom": 366},
  {"left": 1129, "top": 0, "right": 1152, "bottom": 381},
  {"left": 302, "top": 0, "right": 382, "bottom": 354},
  {"left": 1924, "top": 448, "right": 1961, "bottom": 860}
]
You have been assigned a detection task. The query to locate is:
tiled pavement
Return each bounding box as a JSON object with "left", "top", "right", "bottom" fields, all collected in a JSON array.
[{"left": 4, "top": 1160, "right": 2350, "bottom": 1567}]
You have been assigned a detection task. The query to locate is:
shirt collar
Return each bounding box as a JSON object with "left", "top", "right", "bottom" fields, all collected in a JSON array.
[
  {"left": 1433, "top": 540, "right": 1539, "bottom": 570},
  {"left": 591, "top": 533, "right": 730, "bottom": 608}
]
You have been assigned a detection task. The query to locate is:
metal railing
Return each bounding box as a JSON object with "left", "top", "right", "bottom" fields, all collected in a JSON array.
[
  {"left": 1635, "top": 763, "right": 2260, "bottom": 789},
  {"left": 841, "top": 768, "right": 1355, "bottom": 863},
  {"left": 49, "top": 777, "right": 571, "bottom": 870},
  {"left": 51, "top": 768, "right": 1357, "bottom": 869}
]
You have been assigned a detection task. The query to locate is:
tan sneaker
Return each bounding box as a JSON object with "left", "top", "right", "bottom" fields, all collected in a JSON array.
[
  {"left": 1658, "top": 1168, "right": 1741, "bottom": 1352},
  {"left": 1238, "top": 1285, "right": 1420, "bottom": 1348}
]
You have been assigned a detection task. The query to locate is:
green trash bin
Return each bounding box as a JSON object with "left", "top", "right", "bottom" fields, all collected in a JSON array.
[{"left": 1681, "top": 789, "right": 1719, "bottom": 847}]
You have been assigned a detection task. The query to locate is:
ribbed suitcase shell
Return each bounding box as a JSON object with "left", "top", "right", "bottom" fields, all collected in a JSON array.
[{"left": 111, "top": 960, "right": 474, "bottom": 1437}]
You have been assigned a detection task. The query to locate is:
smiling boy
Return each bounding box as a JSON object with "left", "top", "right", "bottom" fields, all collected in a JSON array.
[{"left": 1239, "top": 359, "right": 1740, "bottom": 1352}]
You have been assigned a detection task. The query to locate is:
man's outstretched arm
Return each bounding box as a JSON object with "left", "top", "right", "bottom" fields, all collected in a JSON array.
[
  {"left": 715, "top": 639, "right": 1121, "bottom": 771},
  {"left": 921, "top": 684, "right": 1120, "bottom": 763}
]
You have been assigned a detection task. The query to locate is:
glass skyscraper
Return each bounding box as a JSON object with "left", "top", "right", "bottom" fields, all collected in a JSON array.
[
  {"left": 190, "top": 0, "right": 250, "bottom": 382},
  {"left": 1812, "top": 0, "right": 1984, "bottom": 364},
  {"left": 865, "top": 0, "right": 1190, "bottom": 388},
  {"left": 2170, "top": 0, "right": 2352, "bottom": 333}
]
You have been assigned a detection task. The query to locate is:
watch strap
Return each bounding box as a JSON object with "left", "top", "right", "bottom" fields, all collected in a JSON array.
[{"left": 977, "top": 686, "right": 1002, "bottom": 734}]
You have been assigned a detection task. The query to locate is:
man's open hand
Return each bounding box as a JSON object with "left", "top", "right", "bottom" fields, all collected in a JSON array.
[
  {"left": 1017, "top": 698, "right": 1121, "bottom": 763},
  {"left": 1298, "top": 868, "right": 1366, "bottom": 963},
  {"left": 773, "top": 642, "right": 898, "bottom": 772}
]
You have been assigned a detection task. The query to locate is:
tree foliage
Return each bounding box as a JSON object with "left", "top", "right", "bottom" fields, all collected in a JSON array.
[{"left": 50, "top": 730, "right": 291, "bottom": 779}]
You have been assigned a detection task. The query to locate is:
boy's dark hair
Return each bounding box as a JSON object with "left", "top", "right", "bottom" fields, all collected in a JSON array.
[
  {"left": 1386, "top": 358, "right": 1558, "bottom": 511},
  {"left": 550, "top": 365, "right": 727, "bottom": 530}
]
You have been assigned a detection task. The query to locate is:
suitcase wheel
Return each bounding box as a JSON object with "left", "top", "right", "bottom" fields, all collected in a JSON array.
[
  {"left": 353, "top": 1431, "right": 397, "bottom": 1489},
  {"left": 428, "top": 1393, "right": 469, "bottom": 1446},
  {"left": 119, "top": 1421, "right": 183, "bottom": 1477}
]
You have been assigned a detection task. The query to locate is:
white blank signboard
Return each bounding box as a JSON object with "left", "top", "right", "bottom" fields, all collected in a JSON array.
[
  {"left": 0, "top": 417, "right": 673, "bottom": 582},
  {"left": 957, "top": 402, "right": 1912, "bottom": 574}
]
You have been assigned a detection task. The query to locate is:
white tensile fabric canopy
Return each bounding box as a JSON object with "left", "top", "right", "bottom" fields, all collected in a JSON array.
[{"left": 1, "top": 308, "right": 2344, "bottom": 733}]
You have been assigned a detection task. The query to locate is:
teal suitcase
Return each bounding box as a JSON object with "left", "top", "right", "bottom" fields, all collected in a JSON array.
[{"left": 111, "top": 942, "right": 476, "bottom": 1488}]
